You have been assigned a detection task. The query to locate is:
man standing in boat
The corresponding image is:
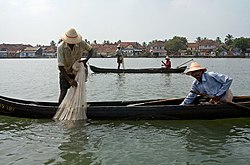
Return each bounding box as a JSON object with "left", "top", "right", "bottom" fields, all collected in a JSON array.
[
  {"left": 180, "top": 62, "right": 233, "bottom": 105},
  {"left": 115, "top": 44, "right": 124, "bottom": 69},
  {"left": 57, "top": 28, "right": 93, "bottom": 104}
]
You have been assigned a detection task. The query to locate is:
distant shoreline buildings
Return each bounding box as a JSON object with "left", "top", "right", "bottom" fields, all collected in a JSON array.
[{"left": 1, "top": 38, "right": 250, "bottom": 58}]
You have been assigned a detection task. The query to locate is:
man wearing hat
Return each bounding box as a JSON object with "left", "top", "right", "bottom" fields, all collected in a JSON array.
[
  {"left": 57, "top": 28, "right": 93, "bottom": 104},
  {"left": 180, "top": 62, "right": 233, "bottom": 105},
  {"left": 162, "top": 56, "right": 171, "bottom": 69},
  {"left": 115, "top": 44, "right": 124, "bottom": 69}
]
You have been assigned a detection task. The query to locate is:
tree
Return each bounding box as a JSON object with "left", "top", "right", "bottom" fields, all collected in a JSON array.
[
  {"left": 225, "top": 34, "right": 234, "bottom": 46},
  {"left": 233, "top": 37, "right": 250, "bottom": 53},
  {"left": 165, "top": 36, "right": 187, "bottom": 53},
  {"left": 215, "top": 37, "right": 222, "bottom": 44},
  {"left": 196, "top": 37, "right": 202, "bottom": 42},
  {"left": 50, "top": 40, "right": 56, "bottom": 47}
]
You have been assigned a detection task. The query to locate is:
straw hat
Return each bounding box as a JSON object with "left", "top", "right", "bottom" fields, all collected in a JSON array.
[
  {"left": 61, "top": 28, "right": 82, "bottom": 44},
  {"left": 186, "top": 62, "right": 207, "bottom": 75},
  {"left": 165, "top": 56, "right": 170, "bottom": 59}
]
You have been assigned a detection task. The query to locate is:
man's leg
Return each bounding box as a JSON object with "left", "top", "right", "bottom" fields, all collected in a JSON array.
[
  {"left": 58, "top": 73, "right": 74, "bottom": 104},
  {"left": 118, "top": 63, "right": 121, "bottom": 69}
]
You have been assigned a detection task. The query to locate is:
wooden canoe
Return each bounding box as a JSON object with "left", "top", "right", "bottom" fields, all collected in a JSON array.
[
  {"left": 89, "top": 65, "right": 187, "bottom": 73},
  {"left": 1, "top": 95, "right": 250, "bottom": 120}
]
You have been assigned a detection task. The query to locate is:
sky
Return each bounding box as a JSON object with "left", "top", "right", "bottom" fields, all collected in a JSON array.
[{"left": 1, "top": 0, "right": 250, "bottom": 46}]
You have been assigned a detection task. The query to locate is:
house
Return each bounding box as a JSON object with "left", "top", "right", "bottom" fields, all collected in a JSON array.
[
  {"left": 245, "top": 48, "right": 250, "bottom": 56},
  {"left": 0, "top": 48, "right": 7, "bottom": 58},
  {"left": 148, "top": 40, "right": 167, "bottom": 57},
  {"left": 232, "top": 47, "right": 242, "bottom": 56},
  {"left": 42, "top": 46, "right": 57, "bottom": 58},
  {"left": 20, "top": 47, "right": 43, "bottom": 58},
  {"left": 198, "top": 40, "right": 218, "bottom": 56},
  {"left": 0, "top": 43, "right": 31, "bottom": 57},
  {"left": 92, "top": 42, "right": 144, "bottom": 57},
  {"left": 91, "top": 43, "right": 117, "bottom": 57},
  {"left": 186, "top": 42, "right": 199, "bottom": 55},
  {"left": 119, "top": 42, "right": 144, "bottom": 57}
]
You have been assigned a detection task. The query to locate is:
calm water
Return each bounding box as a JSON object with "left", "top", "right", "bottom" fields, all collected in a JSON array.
[{"left": 0, "top": 58, "right": 250, "bottom": 164}]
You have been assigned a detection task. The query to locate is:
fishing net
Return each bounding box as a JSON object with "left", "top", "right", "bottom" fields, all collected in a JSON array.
[{"left": 53, "top": 61, "right": 87, "bottom": 121}]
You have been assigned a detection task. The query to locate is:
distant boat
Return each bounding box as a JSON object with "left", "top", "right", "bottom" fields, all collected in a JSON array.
[{"left": 89, "top": 65, "right": 187, "bottom": 73}]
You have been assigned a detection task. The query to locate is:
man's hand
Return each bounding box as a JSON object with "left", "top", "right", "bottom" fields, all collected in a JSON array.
[
  {"left": 69, "top": 79, "right": 78, "bottom": 87},
  {"left": 209, "top": 96, "right": 221, "bottom": 104},
  {"left": 212, "top": 96, "right": 221, "bottom": 102}
]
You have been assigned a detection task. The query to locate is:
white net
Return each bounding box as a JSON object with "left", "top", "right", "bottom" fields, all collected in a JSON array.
[{"left": 53, "top": 61, "right": 87, "bottom": 120}]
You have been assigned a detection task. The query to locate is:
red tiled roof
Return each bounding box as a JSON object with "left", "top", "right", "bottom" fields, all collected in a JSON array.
[
  {"left": 149, "top": 41, "right": 165, "bottom": 47},
  {"left": 187, "top": 43, "right": 199, "bottom": 48},
  {"left": 0, "top": 43, "right": 31, "bottom": 52},
  {"left": 198, "top": 40, "right": 218, "bottom": 46},
  {"left": 92, "top": 44, "right": 117, "bottom": 54}
]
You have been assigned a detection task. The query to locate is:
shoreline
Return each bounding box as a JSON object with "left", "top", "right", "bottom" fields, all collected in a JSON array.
[{"left": 1, "top": 56, "right": 250, "bottom": 59}]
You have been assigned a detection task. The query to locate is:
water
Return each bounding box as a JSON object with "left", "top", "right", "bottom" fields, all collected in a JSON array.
[{"left": 0, "top": 58, "right": 250, "bottom": 164}]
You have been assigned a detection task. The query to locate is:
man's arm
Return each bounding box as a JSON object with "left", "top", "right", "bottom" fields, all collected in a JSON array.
[
  {"left": 209, "top": 72, "right": 233, "bottom": 97},
  {"left": 58, "top": 66, "right": 77, "bottom": 87},
  {"left": 80, "top": 48, "right": 93, "bottom": 66}
]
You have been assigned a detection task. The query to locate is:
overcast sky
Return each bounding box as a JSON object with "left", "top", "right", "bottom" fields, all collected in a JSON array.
[{"left": 1, "top": 0, "right": 250, "bottom": 46}]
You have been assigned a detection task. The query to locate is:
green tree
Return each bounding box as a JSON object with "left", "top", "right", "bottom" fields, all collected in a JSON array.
[
  {"left": 233, "top": 37, "right": 250, "bottom": 53},
  {"left": 165, "top": 36, "right": 187, "bottom": 53},
  {"left": 215, "top": 37, "right": 222, "bottom": 44},
  {"left": 225, "top": 34, "right": 234, "bottom": 46}
]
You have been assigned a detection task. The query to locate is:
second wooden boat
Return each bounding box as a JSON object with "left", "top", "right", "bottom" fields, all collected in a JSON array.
[{"left": 89, "top": 65, "right": 187, "bottom": 73}]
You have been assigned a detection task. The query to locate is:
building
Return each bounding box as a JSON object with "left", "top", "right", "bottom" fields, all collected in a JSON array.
[
  {"left": 20, "top": 47, "right": 43, "bottom": 58},
  {"left": 148, "top": 40, "right": 167, "bottom": 57},
  {"left": 42, "top": 46, "right": 57, "bottom": 58}
]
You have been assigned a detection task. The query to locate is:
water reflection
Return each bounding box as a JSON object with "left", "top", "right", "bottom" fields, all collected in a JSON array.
[
  {"left": 0, "top": 116, "right": 42, "bottom": 131},
  {"left": 116, "top": 73, "right": 126, "bottom": 86},
  {"left": 55, "top": 120, "right": 97, "bottom": 164},
  {"left": 144, "top": 119, "right": 250, "bottom": 163}
]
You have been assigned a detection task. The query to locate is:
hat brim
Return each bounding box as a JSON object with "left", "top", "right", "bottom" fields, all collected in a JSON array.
[
  {"left": 186, "top": 68, "right": 207, "bottom": 75},
  {"left": 61, "top": 33, "right": 82, "bottom": 44}
]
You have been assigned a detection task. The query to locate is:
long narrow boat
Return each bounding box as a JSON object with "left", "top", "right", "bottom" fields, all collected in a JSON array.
[
  {"left": 89, "top": 65, "right": 187, "bottom": 73},
  {"left": 1, "top": 95, "right": 250, "bottom": 120}
]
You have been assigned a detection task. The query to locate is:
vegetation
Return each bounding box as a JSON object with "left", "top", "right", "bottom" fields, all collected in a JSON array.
[
  {"left": 233, "top": 37, "right": 250, "bottom": 53},
  {"left": 165, "top": 36, "right": 187, "bottom": 53}
]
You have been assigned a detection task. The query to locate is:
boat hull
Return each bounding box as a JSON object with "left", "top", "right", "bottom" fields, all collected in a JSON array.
[{"left": 1, "top": 95, "right": 250, "bottom": 120}]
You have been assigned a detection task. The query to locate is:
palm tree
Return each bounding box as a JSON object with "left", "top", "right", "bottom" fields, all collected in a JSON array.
[
  {"left": 225, "top": 34, "right": 234, "bottom": 46},
  {"left": 196, "top": 37, "right": 202, "bottom": 42},
  {"left": 215, "top": 37, "right": 221, "bottom": 44}
]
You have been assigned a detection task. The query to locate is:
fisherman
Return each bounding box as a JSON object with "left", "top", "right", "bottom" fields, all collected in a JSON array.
[
  {"left": 180, "top": 62, "right": 233, "bottom": 105},
  {"left": 162, "top": 56, "right": 171, "bottom": 69},
  {"left": 115, "top": 44, "right": 124, "bottom": 69},
  {"left": 57, "top": 28, "right": 93, "bottom": 104}
]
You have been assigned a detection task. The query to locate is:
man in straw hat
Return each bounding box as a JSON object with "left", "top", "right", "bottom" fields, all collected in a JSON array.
[
  {"left": 57, "top": 28, "right": 93, "bottom": 103},
  {"left": 180, "top": 61, "right": 233, "bottom": 105}
]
